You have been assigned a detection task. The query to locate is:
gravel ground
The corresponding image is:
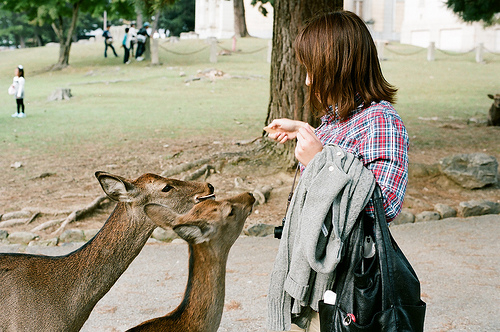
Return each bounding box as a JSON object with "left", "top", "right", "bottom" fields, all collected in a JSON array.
[{"left": 1, "top": 214, "right": 499, "bottom": 331}]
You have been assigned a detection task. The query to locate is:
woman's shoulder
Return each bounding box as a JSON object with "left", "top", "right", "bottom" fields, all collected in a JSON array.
[{"left": 361, "top": 100, "right": 404, "bottom": 124}]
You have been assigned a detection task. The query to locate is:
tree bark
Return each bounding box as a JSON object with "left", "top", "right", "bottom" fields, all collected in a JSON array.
[
  {"left": 265, "top": 0, "right": 343, "bottom": 166},
  {"left": 52, "top": 1, "right": 81, "bottom": 69},
  {"left": 151, "top": 9, "right": 161, "bottom": 64},
  {"left": 234, "top": 0, "right": 249, "bottom": 37}
]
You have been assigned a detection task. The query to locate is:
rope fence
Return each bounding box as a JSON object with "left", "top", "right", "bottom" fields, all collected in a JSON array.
[
  {"left": 378, "top": 41, "right": 499, "bottom": 63},
  {"left": 157, "top": 37, "right": 497, "bottom": 64},
  {"left": 156, "top": 38, "right": 272, "bottom": 64}
]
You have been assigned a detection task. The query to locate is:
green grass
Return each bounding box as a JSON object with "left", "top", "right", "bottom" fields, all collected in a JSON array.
[{"left": 0, "top": 39, "right": 499, "bottom": 160}]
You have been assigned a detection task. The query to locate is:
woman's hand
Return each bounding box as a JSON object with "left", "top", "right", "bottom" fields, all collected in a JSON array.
[
  {"left": 265, "top": 118, "right": 305, "bottom": 144},
  {"left": 295, "top": 124, "right": 323, "bottom": 166}
]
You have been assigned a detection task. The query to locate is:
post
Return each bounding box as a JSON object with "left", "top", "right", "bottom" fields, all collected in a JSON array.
[
  {"left": 152, "top": 38, "right": 159, "bottom": 65},
  {"left": 267, "top": 39, "right": 272, "bottom": 64},
  {"left": 376, "top": 40, "right": 385, "bottom": 61},
  {"left": 476, "top": 43, "right": 484, "bottom": 63},
  {"left": 232, "top": 35, "right": 237, "bottom": 52},
  {"left": 103, "top": 11, "right": 107, "bottom": 30},
  {"left": 209, "top": 37, "right": 217, "bottom": 63},
  {"left": 427, "top": 42, "right": 435, "bottom": 62}
]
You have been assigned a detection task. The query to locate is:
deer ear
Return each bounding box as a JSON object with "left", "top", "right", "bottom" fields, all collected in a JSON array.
[
  {"left": 96, "top": 171, "right": 136, "bottom": 202},
  {"left": 174, "top": 223, "right": 214, "bottom": 244},
  {"left": 144, "top": 203, "right": 179, "bottom": 228},
  {"left": 488, "top": 94, "right": 494, "bottom": 99},
  {"left": 220, "top": 201, "right": 234, "bottom": 219}
]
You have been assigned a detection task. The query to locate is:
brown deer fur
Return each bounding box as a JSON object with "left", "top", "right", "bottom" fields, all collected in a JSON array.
[
  {"left": 127, "top": 192, "right": 255, "bottom": 332},
  {"left": 0, "top": 172, "right": 214, "bottom": 332},
  {"left": 487, "top": 93, "right": 500, "bottom": 126}
]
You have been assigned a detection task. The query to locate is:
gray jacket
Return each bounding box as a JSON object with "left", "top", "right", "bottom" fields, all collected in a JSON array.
[{"left": 267, "top": 145, "right": 376, "bottom": 331}]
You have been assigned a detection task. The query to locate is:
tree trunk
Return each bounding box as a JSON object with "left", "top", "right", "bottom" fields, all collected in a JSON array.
[
  {"left": 151, "top": 9, "right": 161, "bottom": 65},
  {"left": 234, "top": 0, "right": 249, "bottom": 37},
  {"left": 52, "top": 2, "right": 80, "bottom": 69},
  {"left": 265, "top": 0, "right": 343, "bottom": 166}
]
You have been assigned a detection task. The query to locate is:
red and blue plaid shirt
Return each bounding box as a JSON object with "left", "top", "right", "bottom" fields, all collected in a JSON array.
[{"left": 311, "top": 100, "right": 409, "bottom": 222}]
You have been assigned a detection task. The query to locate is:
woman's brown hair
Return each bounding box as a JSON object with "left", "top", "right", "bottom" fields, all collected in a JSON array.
[{"left": 295, "top": 11, "right": 397, "bottom": 120}]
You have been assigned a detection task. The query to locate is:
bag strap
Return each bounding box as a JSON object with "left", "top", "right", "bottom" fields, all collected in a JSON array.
[{"left": 372, "top": 186, "right": 397, "bottom": 308}]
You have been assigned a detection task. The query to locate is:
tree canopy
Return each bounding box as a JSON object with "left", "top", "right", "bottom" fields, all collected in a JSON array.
[{"left": 446, "top": 0, "right": 500, "bottom": 26}]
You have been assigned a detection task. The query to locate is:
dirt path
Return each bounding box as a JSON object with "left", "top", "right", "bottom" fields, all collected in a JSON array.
[{"left": 3, "top": 214, "right": 498, "bottom": 331}]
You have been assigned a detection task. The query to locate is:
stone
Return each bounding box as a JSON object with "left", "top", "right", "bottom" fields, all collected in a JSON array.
[
  {"left": 59, "top": 229, "right": 85, "bottom": 243},
  {"left": 440, "top": 153, "right": 498, "bottom": 189},
  {"left": 415, "top": 211, "right": 441, "bottom": 222},
  {"left": 459, "top": 200, "right": 500, "bottom": 217},
  {"left": 392, "top": 210, "right": 415, "bottom": 225},
  {"left": 84, "top": 229, "right": 100, "bottom": 241},
  {"left": 32, "top": 238, "right": 59, "bottom": 247},
  {"left": 244, "top": 223, "right": 274, "bottom": 237},
  {"left": 434, "top": 204, "right": 457, "bottom": 219},
  {"left": 8, "top": 232, "right": 39, "bottom": 244},
  {"left": 152, "top": 227, "right": 178, "bottom": 242},
  {"left": 0, "top": 230, "right": 8, "bottom": 240}
]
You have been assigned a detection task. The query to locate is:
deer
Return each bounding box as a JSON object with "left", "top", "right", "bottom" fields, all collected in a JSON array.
[
  {"left": 487, "top": 93, "right": 500, "bottom": 126},
  {"left": 0, "top": 171, "right": 215, "bottom": 332},
  {"left": 126, "top": 192, "right": 256, "bottom": 332}
]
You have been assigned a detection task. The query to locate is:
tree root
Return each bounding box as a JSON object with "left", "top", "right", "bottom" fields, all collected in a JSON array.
[
  {"left": 50, "top": 195, "right": 108, "bottom": 236},
  {"left": 160, "top": 147, "right": 262, "bottom": 178},
  {"left": 26, "top": 195, "right": 109, "bottom": 235}
]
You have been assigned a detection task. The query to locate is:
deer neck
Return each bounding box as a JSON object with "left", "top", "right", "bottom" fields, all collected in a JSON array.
[
  {"left": 174, "top": 243, "right": 229, "bottom": 332},
  {"left": 69, "top": 202, "right": 155, "bottom": 305}
]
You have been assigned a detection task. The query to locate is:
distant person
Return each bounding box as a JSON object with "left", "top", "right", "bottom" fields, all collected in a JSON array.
[
  {"left": 129, "top": 22, "right": 137, "bottom": 57},
  {"left": 122, "top": 27, "right": 131, "bottom": 64},
  {"left": 10, "top": 65, "right": 26, "bottom": 118},
  {"left": 135, "top": 22, "right": 150, "bottom": 61},
  {"left": 102, "top": 25, "right": 118, "bottom": 58}
]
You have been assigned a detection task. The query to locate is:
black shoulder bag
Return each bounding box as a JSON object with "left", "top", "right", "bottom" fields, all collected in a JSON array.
[{"left": 318, "top": 186, "right": 426, "bottom": 331}]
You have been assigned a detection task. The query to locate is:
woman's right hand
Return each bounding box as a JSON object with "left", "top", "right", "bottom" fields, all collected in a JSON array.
[{"left": 265, "top": 118, "right": 305, "bottom": 144}]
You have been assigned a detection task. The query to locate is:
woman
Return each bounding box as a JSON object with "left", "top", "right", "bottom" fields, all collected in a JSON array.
[{"left": 266, "top": 11, "right": 409, "bottom": 331}]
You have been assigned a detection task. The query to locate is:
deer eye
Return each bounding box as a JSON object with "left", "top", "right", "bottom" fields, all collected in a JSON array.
[
  {"left": 228, "top": 207, "right": 235, "bottom": 217},
  {"left": 162, "top": 185, "right": 174, "bottom": 193}
]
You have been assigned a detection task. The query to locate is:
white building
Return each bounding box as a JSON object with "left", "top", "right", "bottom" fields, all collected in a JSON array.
[
  {"left": 195, "top": 0, "right": 273, "bottom": 39},
  {"left": 400, "top": 0, "right": 500, "bottom": 52},
  {"left": 194, "top": 0, "right": 500, "bottom": 52}
]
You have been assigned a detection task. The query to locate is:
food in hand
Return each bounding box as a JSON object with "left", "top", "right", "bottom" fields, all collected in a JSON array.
[{"left": 263, "top": 126, "right": 279, "bottom": 134}]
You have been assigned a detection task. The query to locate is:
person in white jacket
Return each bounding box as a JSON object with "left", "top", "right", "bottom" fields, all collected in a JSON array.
[{"left": 11, "top": 65, "right": 26, "bottom": 118}]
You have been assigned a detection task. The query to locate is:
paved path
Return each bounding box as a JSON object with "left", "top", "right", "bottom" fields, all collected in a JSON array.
[{"left": 1, "top": 215, "right": 499, "bottom": 331}]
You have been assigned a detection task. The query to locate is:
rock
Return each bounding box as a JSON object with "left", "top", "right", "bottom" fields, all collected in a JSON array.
[
  {"left": 32, "top": 238, "right": 59, "bottom": 247},
  {"left": 152, "top": 227, "right": 178, "bottom": 242},
  {"left": 459, "top": 200, "right": 500, "bottom": 217},
  {"left": 440, "top": 153, "right": 498, "bottom": 189},
  {"left": 84, "top": 229, "right": 100, "bottom": 240},
  {"left": 408, "top": 163, "right": 440, "bottom": 178},
  {"left": 245, "top": 223, "right": 274, "bottom": 237},
  {"left": 8, "top": 232, "right": 39, "bottom": 244},
  {"left": 415, "top": 211, "right": 441, "bottom": 222},
  {"left": 0, "top": 230, "right": 8, "bottom": 240},
  {"left": 59, "top": 229, "right": 85, "bottom": 243},
  {"left": 171, "top": 238, "right": 185, "bottom": 244},
  {"left": 434, "top": 204, "right": 457, "bottom": 219},
  {"left": 392, "top": 210, "right": 415, "bottom": 225},
  {"left": 10, "top": 161, "right": 23, "bottom": 169},
  {"left": 0, "top": 210, "right": 31, "bottom": 221}
]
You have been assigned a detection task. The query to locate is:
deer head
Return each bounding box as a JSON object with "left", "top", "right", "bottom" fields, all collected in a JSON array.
[
  {"left": 145, "top": 193, "right": 255, "bottom": 249},
  {"left": 96, "top": 171, "right": 215, "bottom": 215}
]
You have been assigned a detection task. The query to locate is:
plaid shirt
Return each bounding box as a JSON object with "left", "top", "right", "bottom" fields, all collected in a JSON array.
[{"left": 311, "top": 100, "right": 409, "bottom": 222}]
